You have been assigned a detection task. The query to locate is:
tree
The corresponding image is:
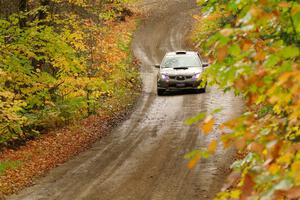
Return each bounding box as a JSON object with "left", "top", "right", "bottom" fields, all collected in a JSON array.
[
  {"left": 190, "top": 0, "right": 300, "bottom": 199},
  {"left": 0, "top": 0, "right": 138, "bottom": 147}
]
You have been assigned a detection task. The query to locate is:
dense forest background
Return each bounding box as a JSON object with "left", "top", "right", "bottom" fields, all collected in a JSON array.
[{"left": 0, "top": 0, "right": 139, "bottom": 147}]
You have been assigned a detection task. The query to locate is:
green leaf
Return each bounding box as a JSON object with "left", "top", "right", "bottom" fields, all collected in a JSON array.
[
  {"left": 229, "top": 44, "right": 241, "bottom": 56},
  {"left": 279, "top": 46, "right": 299, "bottom": 59},
  {"left": 212, "top": 108, "right": 223, "bottom": 114},
  {"left": 294, "top": 11, "right": 300, "bottom": 32},
  {"left": 264, "top": 55, "right": 280, "bottom": 68},
  {"left": 184, "top": 150, "right": 200, "bottom": 159},
  {"left": 184, "top": 112, "right": 206, "bottom": 125}
]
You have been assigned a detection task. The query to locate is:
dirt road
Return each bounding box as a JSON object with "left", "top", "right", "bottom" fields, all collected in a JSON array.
[{"left": 9, "top": 1, "right": 243, "bottom": 199}]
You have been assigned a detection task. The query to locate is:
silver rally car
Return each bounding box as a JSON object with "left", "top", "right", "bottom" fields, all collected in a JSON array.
[{"left": 155, "top": 51, "right": 208, "bottom": 95}]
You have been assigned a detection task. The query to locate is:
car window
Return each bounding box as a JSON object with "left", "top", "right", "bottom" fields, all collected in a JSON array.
[{"left": 161, "top": 55, "right": 201, "bottom": 68}]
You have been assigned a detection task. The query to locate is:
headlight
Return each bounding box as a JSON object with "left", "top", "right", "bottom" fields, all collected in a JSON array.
[
  {"left": 161, "top": 74, "right": 169, "bottom": 80},
  {"left": 193, "top": 73, "right": 201, "bottom": 80}
]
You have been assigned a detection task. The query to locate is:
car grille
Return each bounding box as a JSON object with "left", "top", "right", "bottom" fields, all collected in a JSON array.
[{"left": 169, "top": 75, "right": 193, "bottom": 80}]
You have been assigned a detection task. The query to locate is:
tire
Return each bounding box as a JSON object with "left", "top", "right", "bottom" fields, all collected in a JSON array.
[
  {"left": 197, "top": 87, "right": 206, "bottom": 93},
  {"left": 157, "top": 89, "right": 165, "bottom": 96},
  {"left": 201, "top": 87, "right": 206, "bottom": 93}
]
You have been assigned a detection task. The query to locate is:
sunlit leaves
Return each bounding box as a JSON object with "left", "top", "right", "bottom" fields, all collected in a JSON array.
[
  {"left": 0, "top": 0, "right": 138, "bottom": 145},
  {"left": 191, "top": 0, "right": 300, "bottom": 199}
]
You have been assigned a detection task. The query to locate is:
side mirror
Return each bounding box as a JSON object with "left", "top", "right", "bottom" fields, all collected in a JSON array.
[
  {"left": 202, "top": 63, "right": 210, "bottom": 68},
  {"left": 154, "top": 64, "right": 160, "bottom": 68}
]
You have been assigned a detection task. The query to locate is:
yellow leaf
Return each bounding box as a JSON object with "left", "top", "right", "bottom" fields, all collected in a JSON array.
[
  {"left": 230, "top": 189, "right": 241, "bottom": 198},
  {"left": 192, "top": 15, "right": 202, "bottom": 21},
  {"left": 208, "top": 139, "right": 217, "bottom": 154},
  {"left": 278, "top": 152, "right": 293, "bottom": 164},
  {"left": 292, "top": 161, "right": 300, "bottom": 172},
  {"left": 295, "top": 173, "right": 300, "bottom": 184},
  {"left": 292, "top": 5, "right": 300, "bottom": 16},
  {"left": 221, "top": 133, "right": 232, "bottom": 149},
  {"left": 269, "top": 163, "right": 280, "bottom": 175},
  {"left": 254, "top": 51, "right": 266, "bottom": 61}
]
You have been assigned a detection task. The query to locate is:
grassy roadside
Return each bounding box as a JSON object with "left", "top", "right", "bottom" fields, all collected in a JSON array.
[{"left": 0, "top": 13, "right": 142, "bottom": 196}]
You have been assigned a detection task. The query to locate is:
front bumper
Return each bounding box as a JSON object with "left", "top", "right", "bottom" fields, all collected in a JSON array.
[{"left": 157, "top": 79, "right": 204, "bottom": 90}]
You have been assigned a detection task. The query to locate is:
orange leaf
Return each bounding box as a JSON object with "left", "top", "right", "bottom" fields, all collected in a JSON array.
[
  {"left": 235, "top": 137, "right": 246, "bottom": 150},
  {"left": 259, "top": 0, "right": 267, "bottom": 5},
  {"left": 217, "top": 46, "right": 228, "bottom": 62},
  {"left": 284, "top": 187, "right": 300, "bottom": 199},
  {"left": 188, "top": 154, "right": 201, "bottom": 169},
  {"left": 249, "top": 142, "right": 264, "bottom": 153},
  {"left": 247, "top": 93, "right": 258, "bottom": 106},
  {"left": 208, "top": 139, "right": 217, "bottom": 154},
  {"left": 222, "top": 119, "right": 237, "bottom": 129},
  {"left": 201, "top": 116, "right": 215, "bottom": 134},
  {"left": 242, "top": 40, "right": 253, "bottom": 51},
  {"left": 279, "top": 2, "right": 290, "bottom": 8},
  {"left": 241, "top": 175, "right": 255, "bottom": 199},
  {"left": 274, "top": 190, "right": 285, "bottom": 200},
  {"left": 250, "top": 7, "right": 263, "bottom": 17},
  {"left": 269, "top": 163, "right": 280, "bottom": 175},
  {"left": 244, "top": 132, "right": 255, "bottom": 140},
  {"left": 278, "top": 72, "right": 293, "bottom": 85},
  {"left": 234, "top": 76, "right": 246, "bottom": 91}
]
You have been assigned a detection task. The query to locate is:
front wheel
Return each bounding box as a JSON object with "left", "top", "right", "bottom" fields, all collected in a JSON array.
[
  {"left": 157, "top": 88, "right": 165, "bottom": 96},
  {"left": 197, "top": 87, "right": 206, "bottom": 93}
]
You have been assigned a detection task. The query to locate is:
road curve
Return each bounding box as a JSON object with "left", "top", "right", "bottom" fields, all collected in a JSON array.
[{"left": 9, "top": 1, "right": 243, "bottom": 200}]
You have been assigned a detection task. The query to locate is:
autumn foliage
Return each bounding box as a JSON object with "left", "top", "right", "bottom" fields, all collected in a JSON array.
[
  {"left": 0, "top": 0, "right": 139, "bottom": 147},
  {"left": 191, "top": 0, "right": 300, "bottom": 199}
]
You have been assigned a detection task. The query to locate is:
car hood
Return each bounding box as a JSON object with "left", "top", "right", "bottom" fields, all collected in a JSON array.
[{"left": 160, "top": 67, "right": 202, "bottom": 76}]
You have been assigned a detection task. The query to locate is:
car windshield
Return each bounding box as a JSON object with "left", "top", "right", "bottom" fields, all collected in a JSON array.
[{"left": 161, "top": 55, "right": 201, "bottom": 68}]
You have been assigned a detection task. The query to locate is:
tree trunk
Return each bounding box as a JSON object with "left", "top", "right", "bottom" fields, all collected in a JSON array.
[
  {"left": 19, "top": 0, "right": 27, "bottom": 27},
  {"left": 38, "top": 0, "right": 50, "bottom": 21}
]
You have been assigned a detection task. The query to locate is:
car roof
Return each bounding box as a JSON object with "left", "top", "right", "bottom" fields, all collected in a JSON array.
[{"left": 165, "top": 51, "right": 198, "bottom": 56}]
